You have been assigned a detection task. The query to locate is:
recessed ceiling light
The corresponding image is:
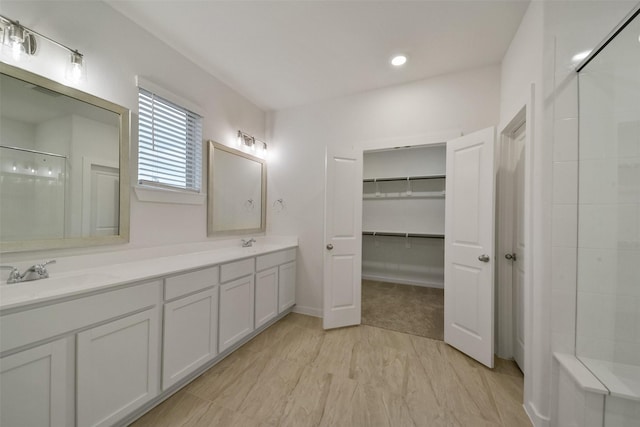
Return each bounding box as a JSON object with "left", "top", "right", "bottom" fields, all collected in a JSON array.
[{"left": 391, "top": 55, "right": 407, "bottom": 67}]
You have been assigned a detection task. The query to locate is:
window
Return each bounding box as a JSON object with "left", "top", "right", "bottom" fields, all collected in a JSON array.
[{"left": 138, "top": 87, "right": 202, "bottom": 192}]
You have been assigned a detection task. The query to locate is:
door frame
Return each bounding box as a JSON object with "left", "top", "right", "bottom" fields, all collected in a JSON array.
[
  {"left": 496, "top": 109, "right": 526, "bottom": 360},
  {"left": 496, "top": 85, "right": 535, "bottom": 386}
]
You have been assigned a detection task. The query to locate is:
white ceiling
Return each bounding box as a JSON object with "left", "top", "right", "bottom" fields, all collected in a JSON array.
[{"left": 107, "top": 0, "right": 530, "bottom": 111}]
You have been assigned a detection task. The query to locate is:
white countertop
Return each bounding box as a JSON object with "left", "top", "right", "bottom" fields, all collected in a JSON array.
[{"left": 0, "top": 241, "right": 297, "bottom": 312}]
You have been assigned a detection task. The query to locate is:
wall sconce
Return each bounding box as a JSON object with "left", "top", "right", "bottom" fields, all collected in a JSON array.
[
  {"left": 0, "top": 15, "right": 86, "bottom": 83},
  {"left": 237, "top": 130, "right": 268, "bottom": 156}
]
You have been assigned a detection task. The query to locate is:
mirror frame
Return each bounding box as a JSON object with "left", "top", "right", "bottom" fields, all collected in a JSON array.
[
  {"left": 0, "top": 62, "right": 131, "bottom": 253},
  {"left": 207, "top": 140, "right": 266, "bottom": 236}
]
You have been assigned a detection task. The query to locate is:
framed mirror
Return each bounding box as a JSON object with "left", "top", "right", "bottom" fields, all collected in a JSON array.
[
  {"left": 0, "top": 63, "right": 130, "bottom": 253},
  {"left": 207, "top": 141, "right": 266, "bottom": 236}
]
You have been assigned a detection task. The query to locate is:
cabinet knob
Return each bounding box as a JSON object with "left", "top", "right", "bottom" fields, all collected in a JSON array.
[
  {"left": 478, "top": 254, "right": 490, "bottom": 263},
  {"left": 326, "top": 244, "right": 334, "bottom": 250}
]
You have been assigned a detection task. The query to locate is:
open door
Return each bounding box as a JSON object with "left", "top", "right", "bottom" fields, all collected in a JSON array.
[
  {"left": 323, "top": 146, "right": 363, "bottom": 329},
  {"left": 444, "top": 127, "right": 496, "bottom": 368}
]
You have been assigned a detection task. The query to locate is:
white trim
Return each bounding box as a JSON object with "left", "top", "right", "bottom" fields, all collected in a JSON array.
[
  {"left": 497, "top": 85, "right": 535, "bottom": 420},
  {"left": 496, "top": 106, "right": 527, "bottom": 359},
  {"left": 135, "top": 76, "right": 204, "bottom": 117},
  {"left": 133, "top": 184, "right": 206, "bottom": 205},
  {"left": 524, "top": 401, "right": 551, "bottom": 427},
  {"left": 362, "top": 274, "right": 443, "bottom": 289},
  {"left": 292, "top": 305, "right": 322, "bottom": 318},
  {"left": 554, "top": 353, "right": 609, "bottom": 395}
]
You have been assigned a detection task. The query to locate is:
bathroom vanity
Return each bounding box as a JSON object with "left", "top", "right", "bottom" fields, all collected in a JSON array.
[{"left": 0, "top": 242, "right": 297, "bottom": 427}]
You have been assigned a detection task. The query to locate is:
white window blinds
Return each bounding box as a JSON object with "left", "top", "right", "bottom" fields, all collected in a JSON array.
[{"left": 138, "top": 87, "right": 203, "bottom": 192}]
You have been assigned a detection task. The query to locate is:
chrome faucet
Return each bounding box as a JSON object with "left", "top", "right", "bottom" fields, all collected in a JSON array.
[
  {"left": 241, "top": 238, "right": 256, "bottom": 248},
  {"left": 0, "top": 260, "right": 56, "bottom": 284}
]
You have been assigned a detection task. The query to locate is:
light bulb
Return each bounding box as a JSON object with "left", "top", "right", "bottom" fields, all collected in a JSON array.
[
  {"left": 65, "top": 51, "right": 86, "bottom": 83},
  {"left": 12, "top": 164, "right": 16, "bottom": 171},
  {"left": 8, "top": 23, "right": 25, "bottom": 61}
]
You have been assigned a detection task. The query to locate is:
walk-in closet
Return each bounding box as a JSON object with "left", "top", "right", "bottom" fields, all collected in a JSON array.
[{"left": 361, "top": 144, "right": 446, "bottom": 340}]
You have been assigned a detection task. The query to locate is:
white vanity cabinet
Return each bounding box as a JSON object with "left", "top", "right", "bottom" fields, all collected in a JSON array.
[
  {"left": 278, "top": 260, "right": 296, "bottom": 313},
  {"left": 0, "top": 243, "right": 298, "bottom": 427},
  {"left": 219, "top": 258, "right": 255, "bottom": 352},
  {"left": 256, "top": 248, "right": 296, "bottom": 317},
  {"left": 0, "top": 280, "right": 161, "bottom": 427},
  {"left": 162, "top": 266, "right": 219, "bottom": 390},
  {"left": 255, "top": 267, "right": 279, "bottom": 328},
  {"left": 76, "top": 307, "right": 160, "bottom": 427},
  {"left": 0, "top": 338, "right": 71, "bottom": 427}
]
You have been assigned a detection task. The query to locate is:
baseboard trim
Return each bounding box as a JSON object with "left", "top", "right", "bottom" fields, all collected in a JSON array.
[
  {"left": 362, "top": 274, "right": 444, "bottom": 289},
  {"left": 292, "top": 305, "right": 322, "bottom": 318},
  {"left": 525, "top": 401, "right": 550, "bottom": 427}
]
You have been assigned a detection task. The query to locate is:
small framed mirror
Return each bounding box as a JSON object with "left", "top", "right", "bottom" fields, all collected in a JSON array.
[
  {"left": 207, "top": 141, "right": 266, "bottom": 236},
  {"left": 0, "top": 63, "right": 130, "bottom": 253}
]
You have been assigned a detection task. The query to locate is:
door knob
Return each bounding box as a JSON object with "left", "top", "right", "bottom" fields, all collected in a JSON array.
[
  {"left": 326, "top": 244, "right": 334, "bottom": 250},
  {"left": 478, "top": 254, "right": 490, "bottom": 262},
  {"left": 505, "top": 253, "right": 517, "bottom": 261}
]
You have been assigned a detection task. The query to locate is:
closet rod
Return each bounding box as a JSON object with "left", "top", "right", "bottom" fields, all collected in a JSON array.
[
  {"left": 363, "top": 174, "right": 445, "bottom": 183},
  {"left": 362, "top": 231, "right": 444, "bottom": 239}
]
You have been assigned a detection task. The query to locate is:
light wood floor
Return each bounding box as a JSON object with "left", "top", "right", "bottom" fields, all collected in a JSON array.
[{"left": 132, "top": 313, "right": 531, "bottom": 427}]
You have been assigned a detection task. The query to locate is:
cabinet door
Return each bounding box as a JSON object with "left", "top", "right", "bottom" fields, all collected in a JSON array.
[
  {"left": 279, "top": 261, "right": 296, "bottom": 313},
  {"left": 255, "top": 267, "right": 278, "bottom": 328},
  {"left": 77, "top": 308, "right": 159, "bottom": 427},
  {"left": 219, "top": 275, "right": 255, "bottom": 352},
  {"left": 1, "top": 338, "right": 70, "bottom": 427},
  {"left": 163, "top": 287, "right": 218, "bottom": 390}
]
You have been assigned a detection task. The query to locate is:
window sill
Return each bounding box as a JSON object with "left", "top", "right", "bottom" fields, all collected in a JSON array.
[{"left": 133, "top": 184, "right": 206, "bottom": 205}]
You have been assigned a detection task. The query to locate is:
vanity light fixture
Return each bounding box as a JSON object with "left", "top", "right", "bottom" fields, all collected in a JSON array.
[
  {"left": 0, "top": 14, "right": 86, "bottom": 82},
  {"left": 237, "top": 130, "right": 267, "bottom": 156}
]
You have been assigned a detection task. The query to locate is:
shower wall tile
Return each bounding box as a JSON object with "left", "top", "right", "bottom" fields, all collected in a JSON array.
[
  {"left": 578, "top": 205, "right": 618, "bottom": 249},
  {"left": 576, "top": 336, "right": 615, "bottom": 361},
  {"left": 617, "top": 121, "right": 640, "bottom": 158},
  {"left": 578, "top": 158, "right": 619, "bottom": 204},
  {"left": 553, "top": 161, "right": 578, "bottom": 204},
  {"left": 577, "top": 292, "right": 616, "bottom": 341},
  {"left": 605, "top": 395, "right": 640, "bottom": 426},
  {"left": 551, "top": 246, "right": 577, "bottom": 293},
  {"left": 552, "top": 204, "right": 578, "bottom": 247},
  {"left": 552, "top": 290, "right": 576, "bottom": 335},
  {"left": 553, "top": 118, "right": 578, "bottom": 162},
  {"left": 554, "top": 73, "right": 578, "bottom": 120},
  {"left": 576, "top": 248, "right": 617, "bottom": 295},
  {"left": 618, "top": 250, "right": 640, "bottom": 297}
]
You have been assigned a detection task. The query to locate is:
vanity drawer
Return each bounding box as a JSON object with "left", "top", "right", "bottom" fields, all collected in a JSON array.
[
  {"left": 0, "top": 281, "right": 160, "bottom": 354},
  {"left": 256, "top": 249, "right": 296, "bottom": 272},
  {"left": 220, "top": 258, "right": 254, "bottom": 283},
  {"left": 164, "top": 266, "right": 219, "bottom": 301}
]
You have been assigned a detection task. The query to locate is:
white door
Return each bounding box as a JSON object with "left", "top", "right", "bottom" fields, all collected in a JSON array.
[
  {"left": 90, "top": 165, "right": 119, "bottom": 236},
  {"left": 323, "top": 146, "right": 363, "bottom": 329},
  {"left": 444, "top": 127, "right": 496, "bottom": 368},
  {"left": 511, "top": 124, "right": 526, "bottom": 371}
]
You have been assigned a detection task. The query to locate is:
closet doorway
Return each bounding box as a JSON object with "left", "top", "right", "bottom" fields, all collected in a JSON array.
[
  {"left": 324, "top": 126, "right": 523, "bottom": 370},
  {"left": 360, "top": 144, "right": 446, "bottom": 341}
]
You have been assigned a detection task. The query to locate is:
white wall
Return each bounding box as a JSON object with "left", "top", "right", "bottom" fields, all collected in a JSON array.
[
  {"left": 0, "top": 0, "right": 265, "bottom": 262},
  {"left": 267, "top": 65, "right": 500, "bottom": 316}
]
